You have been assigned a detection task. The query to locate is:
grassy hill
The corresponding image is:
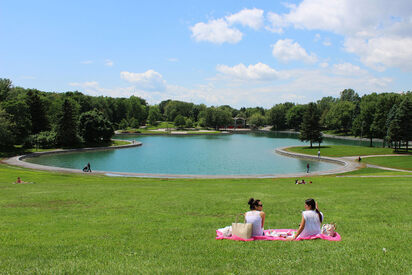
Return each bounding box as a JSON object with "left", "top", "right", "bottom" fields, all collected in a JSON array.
[{"left": 0, "top": 163, "right": 411, "bottom": 273}]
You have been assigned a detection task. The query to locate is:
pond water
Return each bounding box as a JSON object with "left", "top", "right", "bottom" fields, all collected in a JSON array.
[{"left": 26, "top": 132, "right": 375, "bottom": 176}]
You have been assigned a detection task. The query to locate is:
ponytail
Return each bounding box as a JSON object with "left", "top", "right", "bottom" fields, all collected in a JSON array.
[
  {"left": 305, "top": 198, "right": 322, "bottom": 223},
  {"left": 315, "top": 208, "right": 323, "bottom": 223}
]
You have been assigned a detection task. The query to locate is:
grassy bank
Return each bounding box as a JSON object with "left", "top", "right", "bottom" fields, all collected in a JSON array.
[
  {"left": 286, "top": 145, "right": 398, "bottom": 157},
  {"left": 362, "top": 156, "right": 412, "bottom": 171},
  {"left": 0, "top": 164, "right": 411, "bottom": 273},
  {"left": 0, "top": 140, "right": 130, "bottom": 159}
]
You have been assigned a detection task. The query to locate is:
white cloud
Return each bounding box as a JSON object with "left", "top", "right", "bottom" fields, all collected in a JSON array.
[
  {"left": 216, "top": 62, "right": 282, "bottom": 81},
  {"left": 332, "top": 62, "right": 367, "bottom": 76},
  {"left": 319, "top": 62, "right": 329, "bottom": 68},
  {"left": 280, "top": 93, "right": 306, "bottom": 102},
  {"left": 120, "top": 70, "right": 166, "bottom": 91},
  {"left": 322, "top": 38, "right": 331, "bottom": 46},
  {"left": 80, "top": 60, "right": 93, "bottom": 65},
  {"left": 266, "top": 12, "right": 288, "bottom": 33},
  {"left": 105, "top": 59, "right": 114, "bottom": 67},
  {"left": 168, "top": 57, "right": 179, "bottom": 62},
  {"left": 69, "top": 81, "right": 135, "bottom": 97},
  {"left": 266, "top": 0, "right": 412, "bottom": 71},
  {"left": 272, "top": 39, "right": 317, "bottom": 63},
  {"left": 190, "top": 19, "right": 243, "bottom": 44},
  {"left": 226, "top": 8, "right": 264, "bottom": 30},
  {"left": 344, "top": 36, "right": 412, "bottom": 71}
]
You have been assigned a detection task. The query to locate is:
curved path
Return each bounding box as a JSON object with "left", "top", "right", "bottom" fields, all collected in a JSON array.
[{"left": 1, "top": 143, "right": 367, "bottom": 178}]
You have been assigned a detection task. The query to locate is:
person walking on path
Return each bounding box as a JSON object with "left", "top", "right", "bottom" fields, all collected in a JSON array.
[
  {"left": 306, "top": 163, "right": 310, "bottom": 173},
  {"left": 317, "top": 150, "right": 320, "bottom": 159}
]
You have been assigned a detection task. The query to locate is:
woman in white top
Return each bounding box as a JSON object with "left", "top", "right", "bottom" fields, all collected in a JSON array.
[
  {"left": 292, "top": 198, "right": 323, "bottom": 240},
  {"left": 244, "top": 198, "right": 266, "bottom": 236}
]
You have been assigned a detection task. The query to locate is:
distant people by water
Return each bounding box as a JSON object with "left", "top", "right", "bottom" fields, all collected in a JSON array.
[
  {"left": 306, "top": 163, "right": 310, "bottom": 173},
  {"left": 292, "top": 198, "right": 323, "bottom": 240},
  {"left": 317, "top": 150, "right": 320, "bottom": 159},
  {"left": 83, "top": 162, "right": 92, "bottom": 172},
  {"left": 245, "top": 198, "right": 265, "bottom": 237},
  {"left": 358, "top": 156, "right": 362, "bottom": 162}
]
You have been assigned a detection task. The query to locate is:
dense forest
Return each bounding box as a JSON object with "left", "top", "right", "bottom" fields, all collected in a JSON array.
[{"left": 0, "top": 78, "right": 411, "bottom": 150}]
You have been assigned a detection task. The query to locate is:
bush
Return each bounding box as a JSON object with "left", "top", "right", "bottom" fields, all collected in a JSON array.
[
  {"left": 185, "top": 118, "right": 193, "bottom": 128},
  {"left": 24, "top": 131, "right": 57, "bottom": 149},
  {"left": 174, "top": 115, "right": 186, "bottom": 129}
]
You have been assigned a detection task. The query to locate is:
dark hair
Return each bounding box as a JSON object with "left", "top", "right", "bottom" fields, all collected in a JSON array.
[
  {"left": 305, "top": 198, "right": 323, "bottom": 223},
  {"left": 248, "top": 198, "right": 261, "bottom": 210}
]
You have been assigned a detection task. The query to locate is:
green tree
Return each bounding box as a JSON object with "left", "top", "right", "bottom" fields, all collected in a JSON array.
[
  {"left": 57, "top": 99, "right": 81, "bottom": 146},
  {"left": 0, "top": 107, "right": 16, "bottom": 148},
  {"left": 185, "top": 118, "right": 193, "bottom": 128},
  {"left": 79, "top": 109, "right": 114, "bottom": 144},
  {"left": 118, "top": 119, "right": 129, "bottom": 130},
  {"left": 174, "top": 114, "right": 186, "bottom": 129},
  {"left": 26, "top": 90, "right": 49, "bottom": 134},
  {"left": 215, "top": 107, "right": 232, "bottom": 130},
  {"left": 1, "top": 99, "right": 31, "bottom": 144},
  {"left": 148, "top": 106, "right": 161, "bottom": 125},
  {"left": 397, "top": 96, "right": 412, "bottom": 151},
  {"left": 267, "top": 103, "right": 293, "bottom": 130},
  {"left": 324, "top": 101, "right": 356, "bottom": 133},
  {"left": 386, "top": 105, "right": 402, "bottom": 151},
  {"left": 127, "top": 96, "right": 147, "bottom": 126},
  {"left": 299, "top": 102, "right": 322, "bottom": 148},
  {"left": 164, "top": 100, "right": 194, "bottom": 121},
  {"left": 0, "top": 78, "right": 12, "bottom": 101},
  {"left": 317, "top": 96, "right": 337, "bottom": 127},
  {"left": 352, "top": 93, "right": 378, "bottom": 146},
  {"left": 340, "top": 88, "right": 360, "bottom": 103},
  {"left": 248, "top": 113, "right": 265, "bottom": 129},
  {"left": 371, "top": 93, "right": 401, "bottom": 147},
  {"left": 286, "top": 105, "right": 305, "bottom": 130}
]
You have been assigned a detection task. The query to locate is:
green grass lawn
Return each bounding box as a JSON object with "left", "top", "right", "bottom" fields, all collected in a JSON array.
[
  {"left": 362, "top": 156, "right": 412, "bottom": 171},
  {"left": 286, "top": 145, "right": 398, "bottom": 157},
  {"left": 0, "top": 164, "right": 411, "bottom": 273}
]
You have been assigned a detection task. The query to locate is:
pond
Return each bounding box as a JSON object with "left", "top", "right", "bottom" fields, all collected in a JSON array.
[{"left": 26, "top": 132, "right": 373, "bottom": 176}]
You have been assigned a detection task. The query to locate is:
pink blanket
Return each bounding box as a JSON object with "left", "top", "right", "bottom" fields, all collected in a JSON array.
[{"left": 216, "top": 229, "right": 341, "bottom": 241}]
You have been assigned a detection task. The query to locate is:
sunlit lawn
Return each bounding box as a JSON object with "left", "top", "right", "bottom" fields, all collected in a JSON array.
[
  {"left": 0, "top": 163, "right": 411, "bottom": 273},
  {"left": 362, "top": 156, "right": 412, "bottom": 171}
]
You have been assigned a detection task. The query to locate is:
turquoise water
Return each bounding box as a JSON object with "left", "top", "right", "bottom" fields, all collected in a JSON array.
[{"left": 26, "top": 132, "right": 369, "bottom": 175}]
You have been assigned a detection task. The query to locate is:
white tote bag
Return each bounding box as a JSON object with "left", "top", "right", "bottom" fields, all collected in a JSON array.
[{"left": 232, "top": 213, "right": 252, "bottom": 239}]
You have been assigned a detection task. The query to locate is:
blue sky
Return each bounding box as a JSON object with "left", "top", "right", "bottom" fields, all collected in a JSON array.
[{"left": 1, "top": 0, "right": 412, "bottom": 108}]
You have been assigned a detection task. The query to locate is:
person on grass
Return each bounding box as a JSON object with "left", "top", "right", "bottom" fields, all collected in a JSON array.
[
  {"left": 291, "top": 198, "right": 323, "bottom": 240},
  {"left": 245, "top": 198, "right": 265, "bottom": 237},
  {"left": 14, "top": 177, "right": 33, "bottom": 184}
]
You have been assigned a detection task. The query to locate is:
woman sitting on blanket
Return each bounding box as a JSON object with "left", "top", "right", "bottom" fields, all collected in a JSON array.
[
  {"left": 291, "top": 198, "right": 323, "bottom": 240},
  {"left": 245, "top": 198, "right": 265, "bottom": 236}
]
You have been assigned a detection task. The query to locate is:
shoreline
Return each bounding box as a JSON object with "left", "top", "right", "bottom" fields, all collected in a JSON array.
[{"left": 2, "top": 140, "right": 363, "bottom": 179}]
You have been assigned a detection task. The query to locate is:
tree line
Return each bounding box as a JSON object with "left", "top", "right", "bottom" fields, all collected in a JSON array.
[{"left": 0, "top": 79, "right": 411, "bottom": 150}]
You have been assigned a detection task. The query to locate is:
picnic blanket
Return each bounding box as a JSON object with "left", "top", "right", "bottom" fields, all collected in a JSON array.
[{"left": 216, "top": 228, "right": 341, "bottom": 241}]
